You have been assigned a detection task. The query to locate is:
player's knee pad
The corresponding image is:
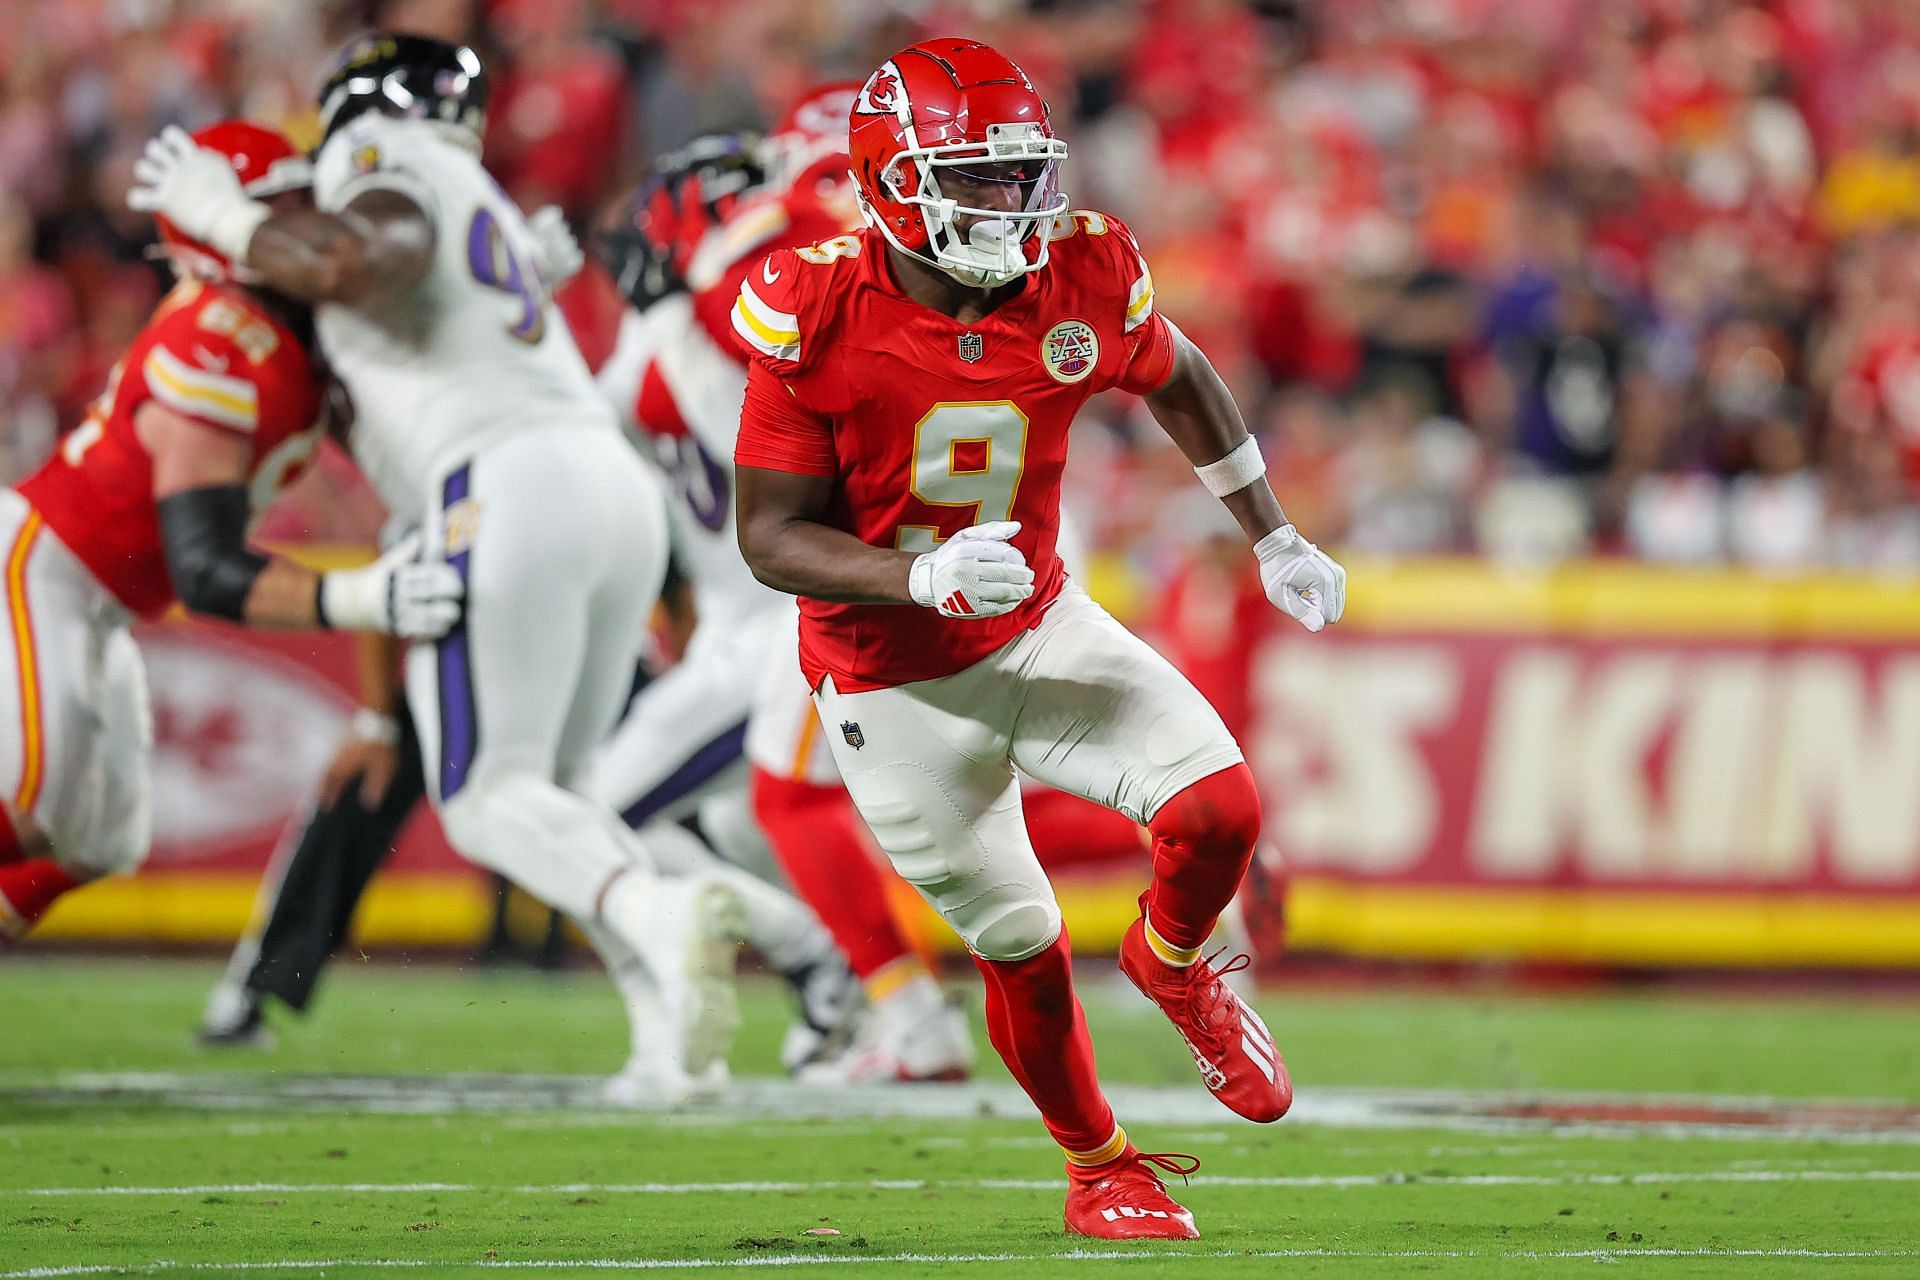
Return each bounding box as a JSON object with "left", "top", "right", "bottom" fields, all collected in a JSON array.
[
  {"left": 1147, "top": 762, "right": 1263, "bottom": 860},
  {"left": 945, "top": 881, "right": 1062, "bottom": 963}
]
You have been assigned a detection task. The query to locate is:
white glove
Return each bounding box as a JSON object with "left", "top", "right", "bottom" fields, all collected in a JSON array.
[
  {"left": 908, "top": 520, "right": 1035, "bottom": 619},
  {"left": 1255, "top": 524, "right": 1346, "bottom": 633},
  {"left": 528, "top": 205, "right": 584, "bottom": 286},
  {"left": 127, "top": 125, "right": 270, "bottom": 261},
  {"left": 319, "top": 533, "right": 465, "bottom": 639}
]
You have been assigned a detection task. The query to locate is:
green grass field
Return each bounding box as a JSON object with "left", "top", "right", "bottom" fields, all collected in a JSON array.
[{"left": 4, "top": 957, "right": 1919, "bottom": 1277}]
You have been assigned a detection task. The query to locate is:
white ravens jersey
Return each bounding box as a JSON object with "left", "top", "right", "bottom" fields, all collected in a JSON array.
[
  {"left": 597, "top": 299, "right": 779, "bottom": 630},
  {"left": 312, "top": 114, "right": 615, "bottom": 518}
]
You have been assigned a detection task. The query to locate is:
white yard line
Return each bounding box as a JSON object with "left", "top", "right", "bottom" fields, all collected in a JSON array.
[
  {"left": 6, "top": 1246, "right": 1918, "bottom": 1276},
  {"left": 9, "top": 1168, "right": 1920, "bottom": 1198}
]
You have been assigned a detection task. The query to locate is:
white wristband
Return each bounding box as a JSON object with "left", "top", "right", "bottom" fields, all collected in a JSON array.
[
  {"left": 1194, "top": 435, "right": 1267, "bottom": 498},
  {"left": 350, "top": 708, "right": 400, "bottom": 746}
]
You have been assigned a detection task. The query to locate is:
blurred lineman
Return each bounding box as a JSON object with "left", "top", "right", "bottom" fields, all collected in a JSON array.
[
  {"left": 0, "top": 122, "right": 460, "bottom": 942},
  {"left": 200, "top": 623, "right": 861, "bottom": 1092},
  {"left": 590, "top": 96, "right": 976, "bottom": 1084},
  {"left": 732, "top": 39, "right": 1346, "bottom": 1238},
  {"left": 130, "top": 34, "right": 744, "bottom": 1095}
]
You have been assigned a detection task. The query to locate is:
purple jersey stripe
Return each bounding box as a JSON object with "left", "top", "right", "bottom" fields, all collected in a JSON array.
[
  {"left": 618, "top": 719, "right": 749, "bottom": 829},
  {"left": 436, "top": 464, "right": 478, "bottom": 799}
]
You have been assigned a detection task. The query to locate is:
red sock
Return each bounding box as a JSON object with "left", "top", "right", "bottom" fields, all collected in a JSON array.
[
  {"left": 974, "top": 927, "right": 1117, "bottom": 1155},
  {"left": 0, "top": 858, "right": 82, "bottom": 940},
  {"left": 1144, "top": 764, "right": 1262, "bottom": 951},
  {"left": 0, "top": 803, "right": 22, "bottom": 867},
  {"left": 751, "top": 767, "right": 916, "bottom": 980},
  {"left": 1023, "top": 788, "right": 1147, "bottom": 874}
]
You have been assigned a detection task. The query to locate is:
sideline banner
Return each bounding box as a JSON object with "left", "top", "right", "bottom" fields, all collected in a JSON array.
[
  {"left": 1257, "top": 560, "right": 1920, "bottom": 967},
  {"left": 34, "top": 620, "right": 492, "bottom": 946},
  {"left": 34, "top": 559, "right": 1920, "bottom": 967}
]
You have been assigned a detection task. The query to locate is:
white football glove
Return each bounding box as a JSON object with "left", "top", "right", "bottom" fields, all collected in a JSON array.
[
  {"left": 908, "top": 520, "right": 1035, "bottom": 619},
  {"left": 1255, "top": 524, "right": 1347, "bottom": 633},
  {"left": 319, "top": 533, "right": 465, "bottom": 639},
  {"left": 528, "top": 205, "right": 584, "bottom": 286},
  {"left": 127, "top": 125, "right": 270, "bottom": 262}
]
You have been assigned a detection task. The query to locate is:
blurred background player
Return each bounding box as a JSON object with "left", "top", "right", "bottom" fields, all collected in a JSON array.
[
  {"left": 733, "top": 38, "right": 1344, "bottom": 1238},
  {"left": 130, "top": 35, "right": 743, "bottom": 1097},
  {"left": 197, "top": 121, "right": 861, "bottom": 1079},
  {"left": 197, "top": 629, "right": 417, "bottom": 1047},
  {"left": 0, "top": 121, "right": 461, "bottom": 943},
  {"left": 591, "top": 92, "right": 979, "bottom": 1083}
]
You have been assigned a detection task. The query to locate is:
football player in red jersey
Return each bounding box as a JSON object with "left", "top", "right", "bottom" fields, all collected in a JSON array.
[
  {"left": 0, "top": 122, "right": 461, "bottom": 942},
  {"left": 598, "top": 92, "right": 1155, "bottom": 1084},
  {"left": 733, "top": 40, "right": 1346, "bottom": 1239}
]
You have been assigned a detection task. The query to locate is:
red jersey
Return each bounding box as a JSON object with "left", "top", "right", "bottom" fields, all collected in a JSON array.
[
  {"left": 18, "top": 281, "right": 325, "bottom": 618},
  {"left": 687, "top": 171, "right": 861, "bottom": 377},
  {"left": 733, "top": 212, "right": 1173, "bottom": 691}
]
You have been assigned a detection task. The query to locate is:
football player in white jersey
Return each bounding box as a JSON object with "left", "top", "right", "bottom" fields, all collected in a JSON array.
[
  {"left": 129, "top": 34, "right": 743, "bottom": 1097},
  {"left": 589, "top": 106, "right": 977, "bottom": 1084}
]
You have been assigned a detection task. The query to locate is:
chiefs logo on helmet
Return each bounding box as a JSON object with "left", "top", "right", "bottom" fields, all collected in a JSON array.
[{"left": 855, "top": 63, "right": 903, "bottom": 116}]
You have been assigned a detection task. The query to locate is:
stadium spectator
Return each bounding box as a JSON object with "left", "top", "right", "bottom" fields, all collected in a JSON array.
[{"left": 4, "top": 0, "right": 1920, "bottom": 582}]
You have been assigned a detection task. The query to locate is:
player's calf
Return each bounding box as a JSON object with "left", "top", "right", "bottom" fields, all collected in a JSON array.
[{"left": 1141, "top": 764, "right": 1262, "bottom": 955}]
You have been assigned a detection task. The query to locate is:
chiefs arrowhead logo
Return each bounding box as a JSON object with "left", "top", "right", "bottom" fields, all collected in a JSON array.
[{"left": 855, "top": 62, "right": 904, "bottom": 117}]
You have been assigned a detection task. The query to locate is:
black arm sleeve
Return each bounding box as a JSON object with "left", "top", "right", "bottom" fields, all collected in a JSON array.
[{"left": 155, "top": 484, "right": 270, "bottom": 622}]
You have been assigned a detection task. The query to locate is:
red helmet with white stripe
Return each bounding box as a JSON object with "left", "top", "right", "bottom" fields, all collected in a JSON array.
[
  {"left": 849, "top": 38, "right": 1068, "bottom": 288},
  {"left": 765, "top": 80, "right": 860, "bottom": 194},
  {"left": 156, "top": 121, "right": 313, "bottom": 281}
]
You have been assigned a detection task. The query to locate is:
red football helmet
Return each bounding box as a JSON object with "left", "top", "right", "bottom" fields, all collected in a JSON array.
[
  {"left": 155, "top": 120, "right": 312, "bottom": 281},
  {"left": 764, "top": 80, "right": 860, "bottom": 194},
  {"left": 849, "top": 38, "right": 1068, "bottom": 288}
]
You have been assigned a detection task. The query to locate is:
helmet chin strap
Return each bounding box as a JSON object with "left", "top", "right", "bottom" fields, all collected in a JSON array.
[{"left": 939, "top": 218, "right": 1028, "bottom": 288}]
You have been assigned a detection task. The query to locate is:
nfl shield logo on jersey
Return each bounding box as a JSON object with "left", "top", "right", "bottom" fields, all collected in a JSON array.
[
  {"left": 1042, "top": 319, "right": 1099, "bottom": 384},
  {"left": 840, "top": 721, "right": 865, "bottom": 750},
  {"left": 957, "top": 332, "right": 985, "bottom": 363}
]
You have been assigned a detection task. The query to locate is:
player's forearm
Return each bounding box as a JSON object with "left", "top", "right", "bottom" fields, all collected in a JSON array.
[
  {"left": 240, "top": 559, "right": 324, "bottom": 629},
  {"left": 352, "top": 630, "right": 403, "bottom": 715},
  {"left": 243, "top": 196, "right": 433, "bottom": 305},
  {"left": 1143, "top": 326, "right": 1289, "bottom": 544},
  {"left": 740, "top": 513, "right": 917, "bottom": 605}
]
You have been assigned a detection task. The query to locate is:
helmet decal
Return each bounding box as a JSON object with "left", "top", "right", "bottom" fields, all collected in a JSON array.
[{"left": 855, "top": 63, "right": 906, "bottom": 120}]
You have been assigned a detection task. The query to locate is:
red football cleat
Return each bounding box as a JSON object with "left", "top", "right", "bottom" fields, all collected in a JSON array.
[
  {"left": 1119, "top": 917, "right": 1292, "bottom": 1123},
  {"left": 1063, "top": 1147, "right": 1201, "bottom": 1240}
]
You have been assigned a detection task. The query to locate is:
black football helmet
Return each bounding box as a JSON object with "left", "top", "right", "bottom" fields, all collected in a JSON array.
[
  {"left": 597, "top": 133, "right": 767, "bottom": 312},
  {"left": 317, "top": 32, "right": 489, "bottom": 145}
]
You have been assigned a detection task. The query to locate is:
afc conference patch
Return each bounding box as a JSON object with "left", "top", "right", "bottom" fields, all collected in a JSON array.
[
  {"left": 840, "top": 721, "right": 865, "bottom": 750},
  {"left": 1042, "top": 319, "right": 1098, "bottom": 384}
]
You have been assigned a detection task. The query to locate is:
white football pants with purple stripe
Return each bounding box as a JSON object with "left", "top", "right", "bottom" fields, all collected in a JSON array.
[{"left": 407, "top": 425, "right": 669, "bottom": 922}]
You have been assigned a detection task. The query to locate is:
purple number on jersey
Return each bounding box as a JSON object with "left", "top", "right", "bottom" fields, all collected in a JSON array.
[
  {"left": 654, "top": 434, "right": 730, "bottom": 533},
  {"left": 467, "top": 207, "right": 547, "bottom": 344}
]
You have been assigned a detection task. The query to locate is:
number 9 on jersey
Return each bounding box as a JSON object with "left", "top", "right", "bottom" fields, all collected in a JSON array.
[{"left": 896, "top": 401, "right": 1029, "bottom": 553}]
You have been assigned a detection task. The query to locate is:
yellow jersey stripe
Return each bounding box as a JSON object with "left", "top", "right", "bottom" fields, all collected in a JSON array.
[
  {"left": 6, "top": 510, "right": 46, "bottom": 814},
  {"left": 733, "top": 297, "right": 801, "bottom": 347},
  {"left": 738, "top": 278, "right": 800, "bottom": 329},
  {"left": 145, "top": 348, "right": 258, "bottom": 430}
]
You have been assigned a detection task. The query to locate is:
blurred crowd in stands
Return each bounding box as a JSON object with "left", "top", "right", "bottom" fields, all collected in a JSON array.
[{"left": 9, "top": 0, "right": 1920, "bottom": 576}]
